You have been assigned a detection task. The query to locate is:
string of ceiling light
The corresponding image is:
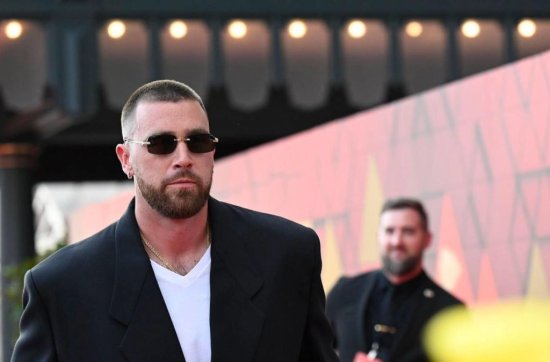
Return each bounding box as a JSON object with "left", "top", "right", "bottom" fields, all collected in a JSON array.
[{"left": 0, "top": 18, "right": 540, "bottom": 41}]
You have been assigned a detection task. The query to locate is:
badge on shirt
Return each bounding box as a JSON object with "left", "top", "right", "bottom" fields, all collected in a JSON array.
[{"left": 423, "top": 288, "right": 435, "bottom": 298}]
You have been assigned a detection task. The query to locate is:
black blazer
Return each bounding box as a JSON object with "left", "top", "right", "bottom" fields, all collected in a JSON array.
[
  {"left": 326, "top": 270, "right": 463, "bottom": 362},
  {"left": 12, "top": 198, "right": 338, "bottom": 362}
]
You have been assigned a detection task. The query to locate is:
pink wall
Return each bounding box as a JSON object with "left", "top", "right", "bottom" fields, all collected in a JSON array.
[
  {"left": 69, "top": 51, "right": 550, "bottom": 305},
  {"left": 68, "top": 191, "right": 134, "bottom": 244},
  {"left": 211, "top": 51, "right": 550, "bottom": 305}
]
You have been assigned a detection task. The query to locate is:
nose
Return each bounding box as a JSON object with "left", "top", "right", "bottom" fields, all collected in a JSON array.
[
  {"left": 172, "top": 141, "right": 193, "bottom": 168},
  {"left": 388, "top": 231, "right": 404, "bottom": 246}
]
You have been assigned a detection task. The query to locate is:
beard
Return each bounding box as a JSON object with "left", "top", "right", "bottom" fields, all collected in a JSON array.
[
  {"left": 135, "top": 169, "right": 212, "bottom": 219},
  {"left": 381, "top": 253, "right": 421, "bottom": 277}
]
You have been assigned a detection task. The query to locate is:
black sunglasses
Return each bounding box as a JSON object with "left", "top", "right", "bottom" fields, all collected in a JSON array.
[{"left": 124, "top": 133, "right": 219, "bottom": 155}]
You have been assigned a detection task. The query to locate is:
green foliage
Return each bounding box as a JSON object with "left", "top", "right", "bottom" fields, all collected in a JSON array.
[{"left": 3, "top": 241, "right": 67, "bottom": 345}]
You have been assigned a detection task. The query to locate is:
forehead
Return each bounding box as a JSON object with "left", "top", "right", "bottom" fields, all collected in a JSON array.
[
  {"left": 380, "top": 208, "right": 423, "bottom": 228},
  {"left": 134, "top": 99, "right": 209, "bottom": 133}
]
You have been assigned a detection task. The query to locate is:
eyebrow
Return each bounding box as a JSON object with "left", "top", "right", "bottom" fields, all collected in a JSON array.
[
  {"left": 145, "top": 128, "right": 210, "bottom": 138},
  {"left": 186, "top": 128, "right": 211, "bottom": 135},
  {"left": 384, "top": 225, "right": 420, "bottom": 231}
]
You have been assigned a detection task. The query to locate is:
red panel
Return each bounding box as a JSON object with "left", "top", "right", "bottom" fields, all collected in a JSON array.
[
  {"left": 477, "top": 253, "right": 500, "bottom": 303},
  {"left": 210, "top": 51, "right": 550, "bottom": 302},
  {"left": 69, "top": 50, "right": 550, "bottom": 304},
  {"left": 535, "top": 176, "right": 550, "bottom": 238},
  {"left": 539, "top": 243, "right": 550, "bottom": 289}
]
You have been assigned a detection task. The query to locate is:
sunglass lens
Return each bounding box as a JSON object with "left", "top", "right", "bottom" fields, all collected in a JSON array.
[
  {"left": 187, "top": 134, "right": 216, "bottom": 153},
  {"left": 147, "top": 134, "right": 178, "bottom": 155}
]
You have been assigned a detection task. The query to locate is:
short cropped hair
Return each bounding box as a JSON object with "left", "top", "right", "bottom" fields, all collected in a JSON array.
[
  {"left": 381, "top": 197, "right": 429, "bottom": 230},
  {"left": 120, "top": 79, "right": 206, "bottom": 138}
]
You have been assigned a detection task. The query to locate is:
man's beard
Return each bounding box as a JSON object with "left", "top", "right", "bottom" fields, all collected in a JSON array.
[
  {"left": 381, "top": 253, "right": 421, "bottom": 277},
  {"left": 135, "top": 169, "right": 212, "bottom": 219}
]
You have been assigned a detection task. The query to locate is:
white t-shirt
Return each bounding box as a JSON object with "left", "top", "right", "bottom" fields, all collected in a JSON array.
[{"left": 150, "top": 247, "right": 212, "bottom": 362}]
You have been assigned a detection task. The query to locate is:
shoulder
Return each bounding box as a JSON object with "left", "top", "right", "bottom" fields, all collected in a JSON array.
[
  {"left": 30, "top": 221, "right": 118, "bottom": 286},
  {"left": 331, "top": 271, "right": 377, "bottom": 292},
  {"left": 209, "top": 198, "right": 317, "bottom": 242},
  {"left": 326, "top": 270, "right": 378, "bottom": 310},
  {"left": 209, "top": 198, "right": 321, "bottom": 274},
  {"left": 210, "top": 198, "right": 309, "bottom": 229},
  {"left": 423, "top": 273, "right": 464, "bottom": 308}
]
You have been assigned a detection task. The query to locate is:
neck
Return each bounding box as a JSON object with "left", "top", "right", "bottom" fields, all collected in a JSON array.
[
  {"left": 137, "top": 203, "right": 211, "bottom": 276},
  {"left": 135, "top": 198, "right": 210, "bottom": 255},
  {"left": 384, "top": 265, "right": 423, "bottom": 285}
]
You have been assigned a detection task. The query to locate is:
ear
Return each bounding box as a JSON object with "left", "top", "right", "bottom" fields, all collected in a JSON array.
[
  {"left": 115, "top": 143, "right": 133, "bottom": 178},
  {"left": 423, "top": 230, "right": 433, "bottom": 250}
]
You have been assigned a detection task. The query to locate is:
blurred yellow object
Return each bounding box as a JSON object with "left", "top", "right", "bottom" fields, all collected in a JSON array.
[{"left": 423, "top": 299, "right": 550, "bottom": 362}]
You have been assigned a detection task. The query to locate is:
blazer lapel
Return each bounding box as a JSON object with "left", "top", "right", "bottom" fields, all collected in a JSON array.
[
  {"left": 355, "top": 272, "right": 380, "bottom": 353},
  {"left": 391, "top": 272, "right": 436, "bottom": 354},
  {"left": 109, "top": 201, "right": 184, "bottom": 362},
  {"left": 208, "top": 199, "right": 264, "bottom": 362}
]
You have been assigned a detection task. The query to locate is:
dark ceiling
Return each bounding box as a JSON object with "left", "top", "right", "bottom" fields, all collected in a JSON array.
[{"left": 2, "top": 0, "right": 550, "bottom": 182}]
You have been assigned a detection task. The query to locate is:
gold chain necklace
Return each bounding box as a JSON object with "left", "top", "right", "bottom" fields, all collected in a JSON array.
[{"left": 141, "top": 226, "right": 211, "bottom": 275}]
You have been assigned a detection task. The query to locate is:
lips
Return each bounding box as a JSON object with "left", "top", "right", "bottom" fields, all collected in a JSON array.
[
  {"left": 164, "top": 171, "right": 201, "bottom": 187},
  {"left": 388, "top": 249, "right": 407, "bottom": 259},
  {"left": 168, "top": 178, "right": 196, "bottom": 185}
]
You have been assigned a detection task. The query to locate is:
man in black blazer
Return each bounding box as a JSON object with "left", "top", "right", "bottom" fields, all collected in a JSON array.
[
  {"left": 326, "top": 198, "right": 463, "bottom": 362},
  {"left": 12, "top": 80, "right": 338, "bottom": 362}
]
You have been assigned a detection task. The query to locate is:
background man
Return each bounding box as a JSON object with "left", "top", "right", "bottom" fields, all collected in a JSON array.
[
  {"left": 326, "top": 197, "right": 464, "bottom": 362},
  {"left": 12, "top": 80, "right": 338, "bottom": 362}
]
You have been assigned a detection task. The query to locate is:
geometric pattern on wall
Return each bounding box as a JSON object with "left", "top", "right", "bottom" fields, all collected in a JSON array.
[{"left": 209, "top": 51, "right": 550, "bottom": 304}]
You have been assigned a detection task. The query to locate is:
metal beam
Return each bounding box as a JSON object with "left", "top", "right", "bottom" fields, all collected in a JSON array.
[{"left": 2, "top": 0, "right": 550, "bottom": 19}]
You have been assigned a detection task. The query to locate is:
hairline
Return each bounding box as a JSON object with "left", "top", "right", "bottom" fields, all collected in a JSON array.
[
  {"left": 120, "top": 80, "right": 206, "bottom": 139},
  {"left": 380, "top": 198, "right": 429, "bottom": 231}
]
